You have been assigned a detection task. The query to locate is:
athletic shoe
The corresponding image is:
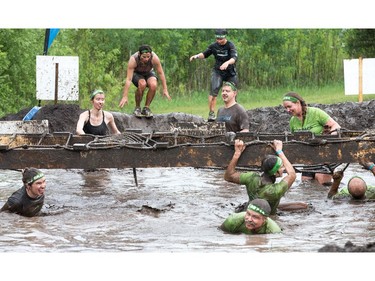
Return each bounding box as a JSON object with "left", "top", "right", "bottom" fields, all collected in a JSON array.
[
  {"left": 208, "top": 111, "right": 216, "bottom": 121},
  {"left": 142, "top": 107, "right": 153, "bottom": 118},
  {"left": 133, "top": 107, "right": 142, "bottom": 118}
]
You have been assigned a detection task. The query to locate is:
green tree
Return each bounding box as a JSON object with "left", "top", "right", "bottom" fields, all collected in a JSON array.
[{"left": 344, "top": 29, "right": 375, "bottom": 58}]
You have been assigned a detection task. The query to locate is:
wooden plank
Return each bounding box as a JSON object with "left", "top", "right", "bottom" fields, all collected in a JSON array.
[
  {"left": 0, "top": 120, "right": 49, "bottom": 134},
  {"left": 0, "top": 140, "right": 374, "bottom": 170}
]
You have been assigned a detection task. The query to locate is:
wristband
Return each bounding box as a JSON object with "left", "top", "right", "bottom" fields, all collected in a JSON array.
[
  {"left": 195, "top": 55, "right": 199, "bottom": 60},
  {"left": 275, "top": 150, "right": 283, "bottom": 155},
  {"left": 369, "top": 163, "right": 375, "bottom": 171}
]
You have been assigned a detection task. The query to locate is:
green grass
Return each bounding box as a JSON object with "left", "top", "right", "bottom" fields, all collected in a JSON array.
[{"left": 110, "top": 82, "right": 375, "bottom": 119}]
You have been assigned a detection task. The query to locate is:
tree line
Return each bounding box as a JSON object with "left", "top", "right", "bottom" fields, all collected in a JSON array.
[{"left": 0, "top": 28, "right": 373, "bottom": 117}]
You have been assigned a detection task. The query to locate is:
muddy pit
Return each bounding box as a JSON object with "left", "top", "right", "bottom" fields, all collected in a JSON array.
[{"left": 1, "top": 101, "right": 375, "bottom": 253}]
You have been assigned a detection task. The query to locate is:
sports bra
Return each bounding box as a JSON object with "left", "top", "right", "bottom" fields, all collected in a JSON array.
[{"left": 83, "top": 110, "right": 109, "bottom": 135}]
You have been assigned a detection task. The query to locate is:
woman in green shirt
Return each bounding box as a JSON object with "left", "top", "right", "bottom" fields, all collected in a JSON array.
[
  {"left": 282, "top": 92, "right": 341, "bottom": 135},
  {"left": 282, "top": 92, "right": 341, "bottom": 185}
]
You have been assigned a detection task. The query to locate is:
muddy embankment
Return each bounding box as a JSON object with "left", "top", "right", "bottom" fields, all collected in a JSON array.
[{"left": 1, "top": 100, "right": 375, "bottom": 134}]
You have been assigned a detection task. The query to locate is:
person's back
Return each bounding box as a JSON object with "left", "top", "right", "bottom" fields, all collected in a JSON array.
[
  {"left": 239, "top": 170, "right": 289, "bottom": 215},
  {"left": 224, "top": 139, "right": 298, "bottom": 215}
]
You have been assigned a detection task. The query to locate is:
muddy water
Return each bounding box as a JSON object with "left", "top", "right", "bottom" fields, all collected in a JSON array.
[{"left": 1, "top": 164, "right": 374, "bottom": 254}]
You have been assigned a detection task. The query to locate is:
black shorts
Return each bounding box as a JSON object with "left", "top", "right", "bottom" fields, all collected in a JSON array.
[
  {"left": 132, "top": 71, "right": 157, "bottom": 87},
  {"left": 210, "top": 71, "right": 238, "bottom": 97}
]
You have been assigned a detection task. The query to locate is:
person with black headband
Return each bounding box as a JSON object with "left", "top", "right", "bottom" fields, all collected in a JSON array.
[
  {"left": 1, "top": 168, "right": 46, "bottom": 217},
  {"left": 220, "top": 198, "right": 281, "bottom": 234},
  {"left": 76, "top": 89, "right": 121, "bottom": 135},
  {"left": 216, "top": 81, "right": 249, "bottom": 133},
  {"left": 119, "top": 44, "right": 171, "bottom": 118},
  {"left": 224, "top": 139, "right": 308, "bottom": 215},
  {"left": 328, "top": 161, "right": 375, "bottom": 200},
  {"left": 190, "top": 29, "right": 238, "bottom": 122},
  {"left": 282, "top": 92, "right": 341, "bottom": 185}
]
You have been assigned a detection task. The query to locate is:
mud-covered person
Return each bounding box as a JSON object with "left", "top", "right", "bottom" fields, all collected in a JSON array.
[
  {"left": 221, "top": 199, "right": 281, "bottom": 234},
  {"left": 216, "top": 81, "right": 249, "bottom": 133},
  {"left": 224, "top": 139, "right": 308, "bottom": 214},
  {"left": 1, "top": 168, "right": 46, "bottom": 217},
  {"left": 282, "top": 92, "right": 341, "bottom": 185},
  {"left": 76, "top": 89, "right": 121, "bottom": 136},
  {"left": 328, "top": 161, "right": 375, "bottom": 200},
  {"left": 189, "top": 29, "right": 238, "bottom": 122},
  {"left": 119, "top": 44, "right": 171, "bottom": 118}
]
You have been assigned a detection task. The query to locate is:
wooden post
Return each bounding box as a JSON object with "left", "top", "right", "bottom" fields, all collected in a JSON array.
[
  {"left": 358, "top": 57, "right": 363, "bottom": 102},
  {"left": 54, "top": 63, "right": 59, "bottom": 105}
]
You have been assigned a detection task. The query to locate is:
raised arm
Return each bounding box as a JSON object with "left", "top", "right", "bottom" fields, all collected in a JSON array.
[
  {"left": 270, "top": 140, "right": 296, "bottom": 188},
  {"left": 327, "top": 170, "right": 344, "bottom": 198},
  {"left": 224, "top": 139, "right": 246, "bottom": 184}
]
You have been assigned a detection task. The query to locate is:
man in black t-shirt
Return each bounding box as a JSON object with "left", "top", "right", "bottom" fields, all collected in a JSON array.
[
  {"left": 1, "top": 168, "right": 46, "bottom": 217},
  {"left": 190, "top": 29, "right": 238, "bottom": 121}
]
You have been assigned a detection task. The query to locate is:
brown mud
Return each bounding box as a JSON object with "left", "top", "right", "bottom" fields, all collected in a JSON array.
[
  {"left": 1, "top": 99, "right": 375, "bottom": 133},
  {"left": 1, "top": 100, "right": 375, "bottom": 252}
]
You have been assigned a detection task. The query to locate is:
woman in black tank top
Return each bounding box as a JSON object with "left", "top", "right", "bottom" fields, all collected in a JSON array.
[
  {"left": 76, "top": 89, "right": 121, "bottom": 136},
  {"left": 83, "top": 110, "right": 108, "bottom": 135}
]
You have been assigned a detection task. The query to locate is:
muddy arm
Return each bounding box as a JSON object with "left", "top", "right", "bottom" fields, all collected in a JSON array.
[
  {"left": 327, "top": 170, "right": 344, "bottom": 198},
  {"left": 359, "top": 161, "right": 375, "bottom": 176},
  {"left": 278, "top": 202, "right": 309, "bottom": 211}
]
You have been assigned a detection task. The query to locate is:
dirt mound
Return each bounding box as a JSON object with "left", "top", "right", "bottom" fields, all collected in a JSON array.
[
  {"left": 1, "top": 100, "right": 374, "bottom": 133},
  {"left": 318, "top": 241, "right": 375, "bottom": 252},
  {"left": 248, "top": 100, "right": 375, "bottom": 133}
]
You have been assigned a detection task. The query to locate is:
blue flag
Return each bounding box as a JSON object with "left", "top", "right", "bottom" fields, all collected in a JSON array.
[{"left": 43, "top": 28, "right": 60, "bottom": 55}]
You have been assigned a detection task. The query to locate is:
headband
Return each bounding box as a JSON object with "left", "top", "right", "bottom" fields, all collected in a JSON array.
[
  {"left": 27, "top": 172, "right": 45, "bottom": 184},
  {"left": 283, "top": 95, "right": 299, "bottom": 103},
  {"left": 268, "top": 156, "right": 282, "bottom": 175},
  {"left": 140, "top": 48, "right": 152, "bottom": 54},
  {"left": 247, "top": 203, "right": 269, "bottom": 216},
  {"left": 90, "top": 89, "right": 104, "bottom": 100},
  {"left": 223, "top": 81, "right": 237, "bottom": 91}
]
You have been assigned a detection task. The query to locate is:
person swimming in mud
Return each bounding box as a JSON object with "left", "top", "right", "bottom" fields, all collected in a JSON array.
[
  {"left": 220, "top": 198, "right": 281, "bottom": 234},
  {"left": 224, "top": 139, "right": 308, "bottom": 215},
  {"left": 328, "top": 161, "right": 375, "bottom": 200},
  {"left": 1, "top": 167, "right": 46, "bottom": 217}
]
